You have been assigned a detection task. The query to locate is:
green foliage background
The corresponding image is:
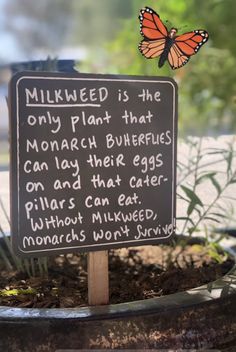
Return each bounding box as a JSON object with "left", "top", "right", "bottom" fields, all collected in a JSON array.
[
  {"left": 3, "top": 0, "right": 236, "bottom": 136},
  {"left": 81, "top": 0, "right": 236, "bottom": 136}
]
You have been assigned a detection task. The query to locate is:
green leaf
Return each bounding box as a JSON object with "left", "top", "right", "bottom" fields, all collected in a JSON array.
[
  {"left": 207, "top": 248, "right": 223, "bottom": 263},
  {"left": 187, "top": 201, "right": 196, "bottom": 216},
  {"left": 180, "top": 185, "right": 204, "bottom": 217},
  {"left": 209, "top": 175, "right": 221, "bottom": 195},
  {"left": 204, "top": 216, "right": 221, "bottom": 223},
  {"left": 205, "top": 150, "right": 226, "bottom": 155},
  {"left": 196, "top": 172, "right": 221, "bottom": 195},
  {"left": 196, "top": 172, "right": 217, "bottom": 185},
  {"left": 210, "top": 212, "right": 227, "bottom": 219},
  {"left": 180, "top": 185, "right": 203, "bottom": 206},
  {"left": 226, "top": 149, "right": 233, "bottom": 177}
]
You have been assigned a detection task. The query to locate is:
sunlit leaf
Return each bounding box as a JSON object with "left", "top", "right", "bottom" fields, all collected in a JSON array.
[{"left": 0, "top": 288, "right": 37, "bottom": 297}]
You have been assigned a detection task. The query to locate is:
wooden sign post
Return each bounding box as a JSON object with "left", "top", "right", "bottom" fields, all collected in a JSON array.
[
  {"left": 9, "top": 72, "right": 177, "bottom": 306},
  {"left": 88, "top": 251, "right": 109, "bottom": 305}
]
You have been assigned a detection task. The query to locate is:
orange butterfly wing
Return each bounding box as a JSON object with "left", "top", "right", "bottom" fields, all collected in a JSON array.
[
  {"left": 168, "top": 45, "right": 190, "bottom": 70},
  {"left": 139, "top": 7, "right": 167, "bottom": 59},
  {"left": 168, "top": 30, "right": 209, "bottom": 69},
  {"left": 139, "top": 39, "right": 166, "bottom": 59}
]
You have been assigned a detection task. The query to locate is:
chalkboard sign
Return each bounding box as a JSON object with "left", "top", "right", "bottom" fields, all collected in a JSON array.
[{"left": 9, "top": 72, "right": 177, "bottom": 257}]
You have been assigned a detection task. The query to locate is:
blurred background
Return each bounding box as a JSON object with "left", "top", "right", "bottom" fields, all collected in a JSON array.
[{"left": 0, "top": 0, "right": 236, "bottom": 169}]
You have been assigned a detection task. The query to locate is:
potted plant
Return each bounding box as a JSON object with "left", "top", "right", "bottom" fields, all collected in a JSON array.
[{"left": 0, "top": 136, "right": 235, "bottom": 351}]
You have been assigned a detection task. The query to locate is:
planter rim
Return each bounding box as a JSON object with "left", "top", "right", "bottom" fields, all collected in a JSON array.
[{"left": 0, "top": 237, "right": 236, "bottom": 322}]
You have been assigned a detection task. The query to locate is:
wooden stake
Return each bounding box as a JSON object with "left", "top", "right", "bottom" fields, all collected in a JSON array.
[{"left": 88, "top": 250, "right": 109, "bottom": 305}]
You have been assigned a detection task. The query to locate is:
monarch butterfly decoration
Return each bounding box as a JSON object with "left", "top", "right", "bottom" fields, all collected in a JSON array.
[{"left": 138, "top": 7, "right": 209, "bottom": 70}]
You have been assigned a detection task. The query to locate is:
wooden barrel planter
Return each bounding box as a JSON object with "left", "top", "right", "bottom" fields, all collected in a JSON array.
[{"left": 0, "top": 238, "right": 235, "bottom": 352}]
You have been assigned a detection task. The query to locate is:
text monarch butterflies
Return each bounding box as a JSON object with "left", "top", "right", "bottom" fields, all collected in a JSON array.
[{"left": 139, "top": 7, "right": 209, "bottom": 70}]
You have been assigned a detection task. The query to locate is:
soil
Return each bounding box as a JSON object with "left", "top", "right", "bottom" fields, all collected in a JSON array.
[{"left": 0, "top": 242, "right": 234, "bottom": 308}]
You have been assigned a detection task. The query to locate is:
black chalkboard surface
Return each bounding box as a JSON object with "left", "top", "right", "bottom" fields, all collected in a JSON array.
[{"left": 9, "top": 72, "right": 178, "bottom": 257}]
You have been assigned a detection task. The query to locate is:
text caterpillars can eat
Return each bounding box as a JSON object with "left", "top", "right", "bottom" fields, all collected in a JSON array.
[{"left": 9, "top": 72, "right": 178, "bottom": 257}]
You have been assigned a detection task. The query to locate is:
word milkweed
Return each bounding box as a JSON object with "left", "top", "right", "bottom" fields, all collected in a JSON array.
[{"left": 139, "top": 7, "right": 209, "bottom": 70}]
